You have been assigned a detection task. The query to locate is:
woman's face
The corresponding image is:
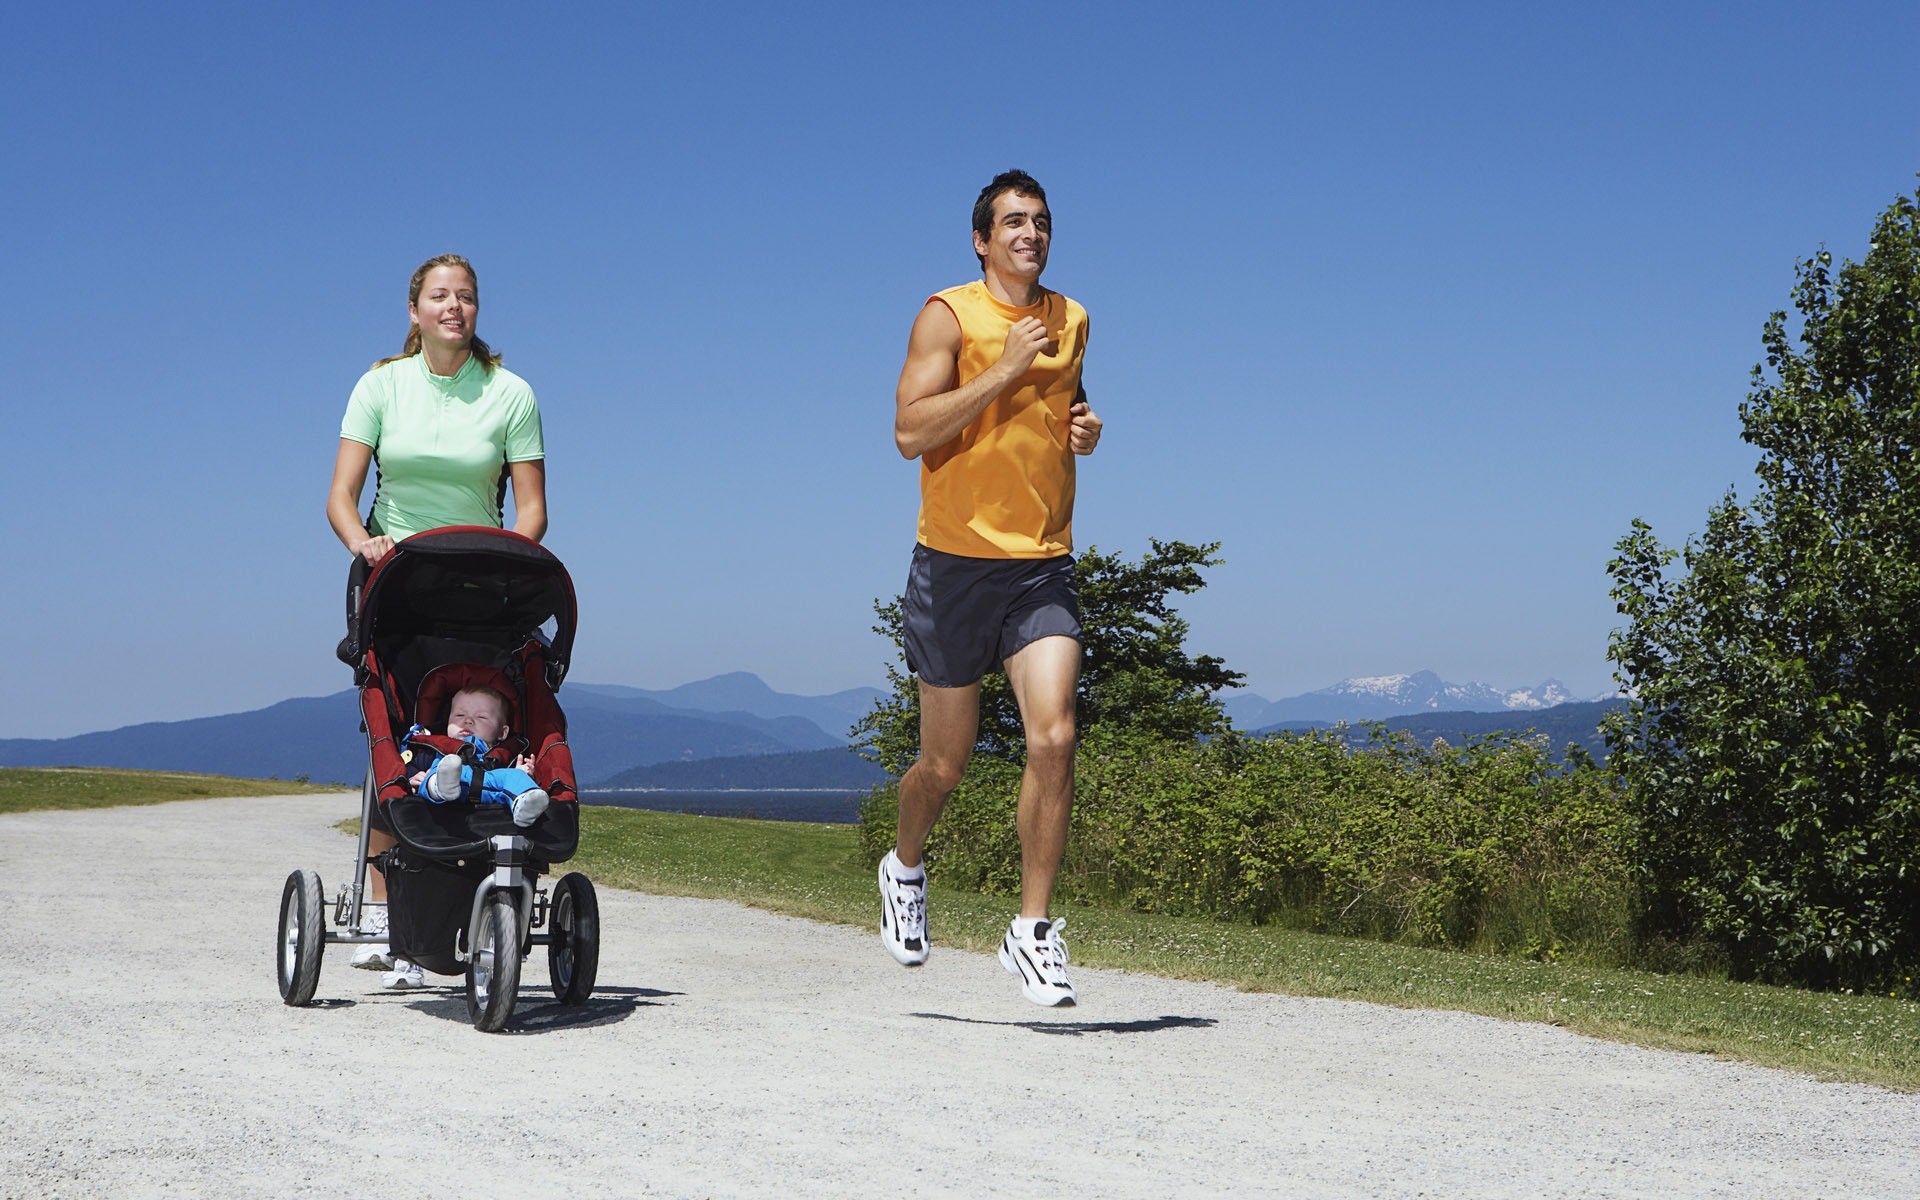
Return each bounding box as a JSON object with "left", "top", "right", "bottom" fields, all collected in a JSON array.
[{"left": 409, "top": 265, "right": 479, "bottom": 354}]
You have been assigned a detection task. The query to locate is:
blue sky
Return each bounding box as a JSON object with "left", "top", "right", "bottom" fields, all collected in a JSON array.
[{"left": 5, "top": 3, "right": 1918, "bottom": 739}]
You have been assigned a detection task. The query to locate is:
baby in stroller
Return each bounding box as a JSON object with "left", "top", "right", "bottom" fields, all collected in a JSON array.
[{"left": 406, "top": 682, "right": 551, "bottom": 827}]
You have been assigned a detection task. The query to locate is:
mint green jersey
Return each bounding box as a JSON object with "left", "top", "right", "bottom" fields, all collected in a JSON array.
[{"left": 340, "top": 354, "right": 544, "bottom": 542}]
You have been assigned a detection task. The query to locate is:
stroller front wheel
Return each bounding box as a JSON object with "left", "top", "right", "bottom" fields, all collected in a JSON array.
[
  {"left": 547, "top": 872, "right": 599, "bottom": 1005},
  {"left": 277, "top": 870, "right": 325, "bottom": 1006},
  {"left": 466, "top": 893, "right": 522, "bottom": 1032}
]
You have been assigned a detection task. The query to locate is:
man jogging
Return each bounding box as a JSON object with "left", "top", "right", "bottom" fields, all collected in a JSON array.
[{"left": 879, "top": 169, "right": 1103, "bottom": 1006}]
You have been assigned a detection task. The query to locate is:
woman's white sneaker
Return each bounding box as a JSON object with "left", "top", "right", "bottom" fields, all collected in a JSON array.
[
  {"left": 877, "top": 850, "right": 929, "bottom": 966},
  {"left": 350, "top": 904, "right": 392, "bottom": 970},
  {"left": 999, "top": 917, "right": 1076, "bottom": 1007},
  {"left": 382, "top": 959, "right": 425, "bottom": 990}
]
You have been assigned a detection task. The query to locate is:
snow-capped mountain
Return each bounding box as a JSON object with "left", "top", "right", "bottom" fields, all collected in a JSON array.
[{"left": 1224, "top": 671, "right": 1596, "bottom": 729}]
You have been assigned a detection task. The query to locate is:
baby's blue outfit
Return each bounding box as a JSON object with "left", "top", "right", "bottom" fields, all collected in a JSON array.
[{"left": 408, "top": 729, "right": 539, "bottom": 806}]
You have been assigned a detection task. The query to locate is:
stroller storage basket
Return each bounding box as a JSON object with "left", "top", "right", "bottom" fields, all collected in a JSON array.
[{"left": 383, "top": 850, "right": 484, "bottom": 976}]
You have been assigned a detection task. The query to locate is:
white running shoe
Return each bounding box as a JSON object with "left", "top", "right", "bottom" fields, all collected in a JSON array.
[
  {"left": 999, "top": 917, "right": 1076, "bottom": 1007},
  {"left": 877, "top": 850, "right": 929, "bottom": 966},
  {"left": 350, "top": 904, "right": 392, "bottom": 970},
  {"left": 382, "top": 959, "right": 425, "bottom": 990},
  {"left": 430, "top": 753, "right": 464, "bottom": 801},
  {"left": 512, "top": 787, "right": 549, "bottom": 827}
]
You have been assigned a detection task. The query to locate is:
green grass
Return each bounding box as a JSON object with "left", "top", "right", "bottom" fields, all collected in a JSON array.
[
  {"left": 0, "top": 766, "right": 345, "bottom": 814},
  {"left": 561, "top": 805, "right": 1920, "bottom": 1092}
]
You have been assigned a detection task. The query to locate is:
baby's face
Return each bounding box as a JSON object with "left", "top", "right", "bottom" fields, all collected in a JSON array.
[{"left": 445, "top": 692, "right": 509, "bottom": 743}]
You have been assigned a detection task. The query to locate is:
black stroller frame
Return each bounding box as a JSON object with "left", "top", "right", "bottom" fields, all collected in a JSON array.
[{"left": 276, "top": 527, "right": 598, "bottom": 1031}]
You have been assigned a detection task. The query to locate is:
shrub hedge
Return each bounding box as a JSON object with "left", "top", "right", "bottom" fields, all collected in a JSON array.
[{"left": 861, "top": 726, "right": 1638, "bottom": 964}]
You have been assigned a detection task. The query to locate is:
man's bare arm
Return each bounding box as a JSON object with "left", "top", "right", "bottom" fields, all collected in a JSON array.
[{"left": 894, "top": 301, "right": 1051, "bottom": 459}]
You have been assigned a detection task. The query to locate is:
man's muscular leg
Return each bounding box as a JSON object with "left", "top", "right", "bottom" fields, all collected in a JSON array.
[
  {"left": 1004, "top": 635, "right": 1081, "bottom": 919},
  {"left": 895, "top": 679, "right": 981, "bottom": 870}
]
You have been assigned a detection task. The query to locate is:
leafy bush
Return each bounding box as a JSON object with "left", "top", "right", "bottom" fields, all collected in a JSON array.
[
  {"left": 1607, "top": 184, "right": 1920, "bottom": 991},
  {"left": 860, "top": 724, "right": 1637, "bottom": 963}
]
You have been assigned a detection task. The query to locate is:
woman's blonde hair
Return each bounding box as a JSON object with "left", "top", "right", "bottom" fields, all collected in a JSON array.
[{"left": 373, "top": 253, "right": 501, "bottom": 371}]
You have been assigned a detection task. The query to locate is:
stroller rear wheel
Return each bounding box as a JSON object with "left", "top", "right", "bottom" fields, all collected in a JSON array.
[
  {"left": 277, "top": 870, "right": 325, "bottom": 1006},
  {"left": 547, "top": 872, "right": 599, "bottom": 1005},
  {"left": 466, "top": 893, "right": 522, "bottom": 1032}
]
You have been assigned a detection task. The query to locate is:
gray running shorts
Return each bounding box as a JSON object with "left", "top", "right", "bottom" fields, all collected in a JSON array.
[{"left": 901, "top": 544, "right": 1082, "bottom": 688}]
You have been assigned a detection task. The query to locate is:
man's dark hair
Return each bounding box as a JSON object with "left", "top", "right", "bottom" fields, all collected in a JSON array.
[{"left": 972, "top": 169, "right": 1049, "bottom": 267}]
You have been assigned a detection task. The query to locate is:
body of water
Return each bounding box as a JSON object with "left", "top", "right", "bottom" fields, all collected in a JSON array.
[{"left": 585, "top": 789, "right": 864, "bottom": 824}]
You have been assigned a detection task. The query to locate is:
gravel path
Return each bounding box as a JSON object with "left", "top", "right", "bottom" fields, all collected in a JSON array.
[{"left": 2, "top": 795, "right": 1915, "bottom": 1199}]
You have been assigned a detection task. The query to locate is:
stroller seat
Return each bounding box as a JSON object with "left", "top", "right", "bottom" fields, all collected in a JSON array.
[{"left": 384, "top": 660, "right": 579, "bottom": 862}]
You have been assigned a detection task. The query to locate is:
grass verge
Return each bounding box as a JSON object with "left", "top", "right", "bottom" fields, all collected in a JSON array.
[
  {"left": 0, "top": 766, "right": 344, "bottom": 814},
  {"left": 560, "top": 806, "right": 1920, "bottom": 1092}
]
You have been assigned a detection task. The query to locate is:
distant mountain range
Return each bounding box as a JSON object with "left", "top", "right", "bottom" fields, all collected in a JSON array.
[
  {"left": 0, "top": 693, "right": 373, "bottom": 786},
  {"left": 1223, "top": 670, "right": 1610, "bottom": 728},
  {"left": 0, "top": 668, "right": 1622, "bottom": 787},
  {"left": 569, "top": 673, "right": 882, "bottom": 742},
  {"left": 0, "top": 673, "right": 883, "bottom": 788},
  {"left": 1259, "top": 699, "right": 1627, "bottom": 763},
  {"left": 599, "top": 747, "right": 889, "bottom": 791}
]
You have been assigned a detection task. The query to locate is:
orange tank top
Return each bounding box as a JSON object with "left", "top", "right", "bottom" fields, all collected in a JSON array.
[{"left": 917, "top": 280, "right": 1089, "bottom": 559}]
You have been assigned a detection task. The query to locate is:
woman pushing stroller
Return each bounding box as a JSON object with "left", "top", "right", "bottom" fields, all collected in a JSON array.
[
  {"left": 325, "top": 251, "right": 550, "bottom": 988},
  {"left": 277, "top": 250, "right": 589, "bottom": 1028}
]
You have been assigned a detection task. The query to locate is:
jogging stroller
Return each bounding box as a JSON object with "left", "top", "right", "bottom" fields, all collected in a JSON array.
[{"left": 276, "top": 526, "right": 599, "bottom": 1032}]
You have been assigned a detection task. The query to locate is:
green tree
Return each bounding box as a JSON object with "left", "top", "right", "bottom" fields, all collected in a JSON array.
[
  {"left": 852, "top": 539, "right": 1244, "bottom": 776},
  {"left": 1606, "top": 183, "right": 1920, "bottom": 988}
]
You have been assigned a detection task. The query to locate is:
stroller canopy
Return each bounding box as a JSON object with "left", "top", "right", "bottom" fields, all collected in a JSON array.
[{"left": 340, "top": 526, "right": 577, "bottom": 688}]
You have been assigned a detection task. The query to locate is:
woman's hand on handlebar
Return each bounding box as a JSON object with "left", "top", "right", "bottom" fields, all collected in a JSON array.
[{"left": 355, "top": 535, "right": 396, "bottom": 565}]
